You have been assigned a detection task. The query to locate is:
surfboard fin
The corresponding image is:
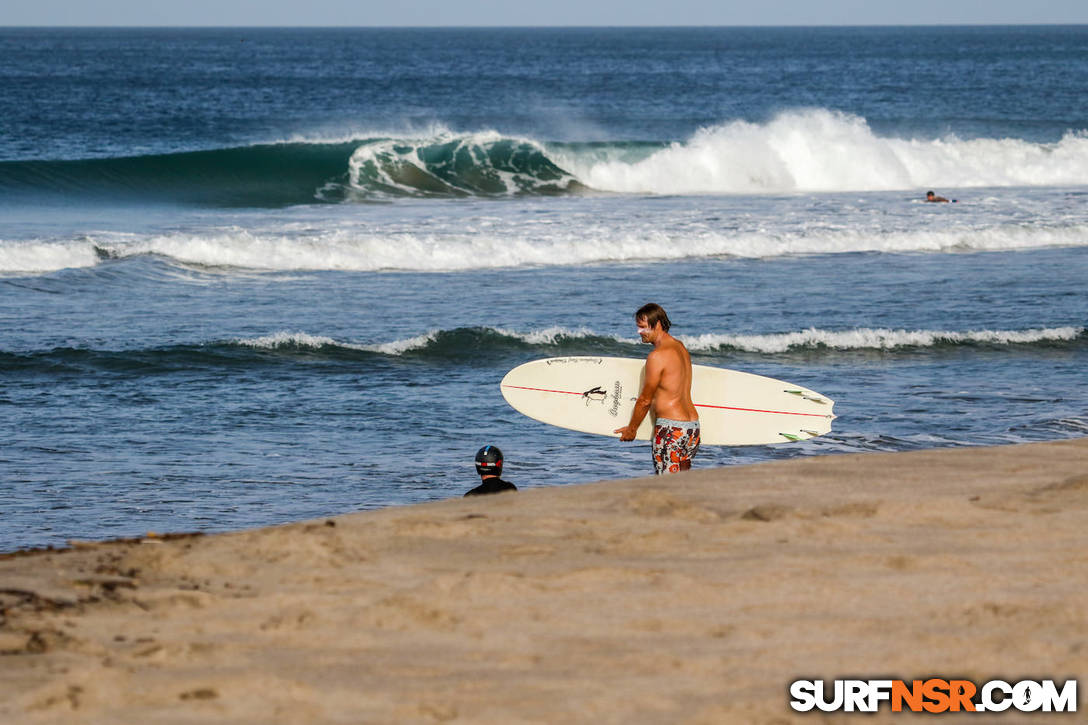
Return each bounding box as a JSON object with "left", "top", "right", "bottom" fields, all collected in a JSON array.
[
  {"left": 779, "top": 432, "right": 804, "bottom": 442},
  {"left": 784, "top": 389, "right": 827, "bottom": 404}
]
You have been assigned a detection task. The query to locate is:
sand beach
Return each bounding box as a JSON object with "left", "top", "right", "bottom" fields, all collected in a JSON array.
[{"left": 2, "top": 438, "right": 1086, "bottom": 723}]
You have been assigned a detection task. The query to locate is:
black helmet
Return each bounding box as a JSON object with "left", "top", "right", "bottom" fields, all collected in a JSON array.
[{"left": 474, "top": 445, "right": 503, "bottom": 476}]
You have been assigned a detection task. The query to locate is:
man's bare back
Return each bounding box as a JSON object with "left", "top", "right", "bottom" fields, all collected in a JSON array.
[{"left": 645, "top": 337, "right": 697, "bottom": 422}]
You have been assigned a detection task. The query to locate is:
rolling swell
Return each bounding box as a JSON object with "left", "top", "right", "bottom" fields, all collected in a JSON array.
[
  {"left": 0, "top": 328, "right": 631, "bottom": 376},
  {"left": 334, "top": 325, "right": 1088, "bottom": 358},
  {"left": 239, "top": 328, "right": 634, "bottom": 360},
  {"left": 0, "top": 135, "right": 590, "bottom": 207},
  {"left": 0, "top": 343, "right": 337, "bottom": 376},
  {"left": 0, "top": 143, "right": 359, "bottom": 208}
]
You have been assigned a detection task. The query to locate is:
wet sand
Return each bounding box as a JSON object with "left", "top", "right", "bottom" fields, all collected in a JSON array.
[{"left": 2, "top": 438, "right": 1086, "bottom": 723}]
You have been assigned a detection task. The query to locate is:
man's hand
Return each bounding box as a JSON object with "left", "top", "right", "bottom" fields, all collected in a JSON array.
[{"left": 615, "top": 349, "right": 660, "bottom": 443}]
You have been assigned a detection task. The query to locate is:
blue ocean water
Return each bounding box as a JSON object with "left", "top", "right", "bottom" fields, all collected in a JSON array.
[{"left": 1, "top": 27, "right": 1086, "bottom": 551}]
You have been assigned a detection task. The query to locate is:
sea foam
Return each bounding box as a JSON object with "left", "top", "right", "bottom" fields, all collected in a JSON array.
[
  {"left": 4, "top": 221, "right": 1087, "bottom": 276},
  {"left": 559, "top": 110, "right": 1088, "bottom": 194},
  {"left": 679, "top": 326, "right": 1084, "bottom": 353},
  {"left": 0, "top": 240, "right": 100, "bottom": 274}
]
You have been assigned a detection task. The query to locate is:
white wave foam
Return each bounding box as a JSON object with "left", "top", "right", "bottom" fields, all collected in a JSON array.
[
  {"left": 7, "top": 219, "right": 1088, "bottom": 276},
  {"left": 234, "top": 331, "right": 357, "bottom": 350},
  {"left": 367, "top": 331, "right": 438, "bottom": 355},
  {"left": 356, "top": 326, "right": 610, "bottom": 355},
  {"left": 235, "top": 330, "right": 438, "bottom": 356},
  {"left": 123, "top": 223, "right": 1088, "bottom": 271},
  {"left": 356, "top": 326, "right": 607, "bottom": 355},
  {"left": 119, "top": 228, "right": 683, "bottom": 271},
  {"left": 0, "top": 240, "right": 100, "bottom": 274},
  {"left": 680, "top": 326, "right": 1084, "bottom": 353},
  {"left": 559, "top": 110, "right": 1088, "bottom": 194},
  {"left": 492, "top": 325, "right": 604, "bottom": 345},
  {"left": 233, "top": 326, "right": 615, "bottom": 356}
]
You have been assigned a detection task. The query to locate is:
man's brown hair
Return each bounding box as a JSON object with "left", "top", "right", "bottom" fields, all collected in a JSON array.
[{"left": 636, "top": 303, "right": 671, "bottom": 332}]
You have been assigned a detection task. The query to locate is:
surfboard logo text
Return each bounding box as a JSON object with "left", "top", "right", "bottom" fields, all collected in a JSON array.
[
  {"left": 609, "top": 381, "right": 622, "bottom": 417},
  {"left": 789, "top": 679, "right": 1077, "bottom": 714},
  {"left": 546, "top": 357, "right": 603, "bottom": 366}
]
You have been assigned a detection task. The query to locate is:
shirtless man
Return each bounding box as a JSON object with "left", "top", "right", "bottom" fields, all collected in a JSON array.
[{"left": 614, "top": 303, "right": 701, "bottom": 474}]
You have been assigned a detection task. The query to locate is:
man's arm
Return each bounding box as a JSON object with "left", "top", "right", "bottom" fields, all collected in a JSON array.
[{"left": 614, "top": 352, "right": 663, "bottom": 441}]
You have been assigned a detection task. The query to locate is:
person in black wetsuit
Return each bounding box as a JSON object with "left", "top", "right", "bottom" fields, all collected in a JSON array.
[{"left": 464, "top": 445, "right": 517, "bottom": 496}]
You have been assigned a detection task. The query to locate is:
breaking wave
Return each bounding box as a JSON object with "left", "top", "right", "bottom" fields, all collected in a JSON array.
[
  {"left": 236, "top": 325, "right": 1086, "bottom": 358},
  {"left": 3, "top": 110, "right": 1087, "bottom": 207},
  {"left": 345, "top": 132, "right": 583, "bottom": 198},
  {"left": 559, "top": 110, "right": 1088, "bottom": 194},
  {"left": 247, "top": 325, "right": 1086, "bottom": 357},
  {"left": 233, "top": 327, "right": 628, "bottom": 358}
]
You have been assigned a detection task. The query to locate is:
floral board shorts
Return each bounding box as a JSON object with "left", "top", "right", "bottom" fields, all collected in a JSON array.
[{"left": 652, "top": 418, "right": 701, "bottom": 475}]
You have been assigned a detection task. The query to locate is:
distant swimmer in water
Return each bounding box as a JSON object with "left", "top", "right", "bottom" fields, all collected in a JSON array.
[
  {"left": 464, "top": 445, "right": 517, "bottom": 496},
  {"left": 926, "top": 190, "right": 952, "bottom": 203}
]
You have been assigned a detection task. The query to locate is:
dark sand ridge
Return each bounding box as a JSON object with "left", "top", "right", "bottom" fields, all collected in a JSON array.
[{"left": 2, "top": 438, "right": 1086, "bottom": 723}]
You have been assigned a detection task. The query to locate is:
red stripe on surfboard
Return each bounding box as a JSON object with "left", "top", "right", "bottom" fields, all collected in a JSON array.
[
  {"left": 693, "top": 403, "right": 830, "bottom": 418},
  {"left": 501, "top": 384, "right": 831, "bottom": 418},
  {"left": 502, "top": 384, "right": 586, "bottom": 396}
]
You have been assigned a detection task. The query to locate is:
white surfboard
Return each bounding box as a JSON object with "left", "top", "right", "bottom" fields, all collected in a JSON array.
[{"left": 500, "top": 356, "right": 835, "bottom": 446}]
